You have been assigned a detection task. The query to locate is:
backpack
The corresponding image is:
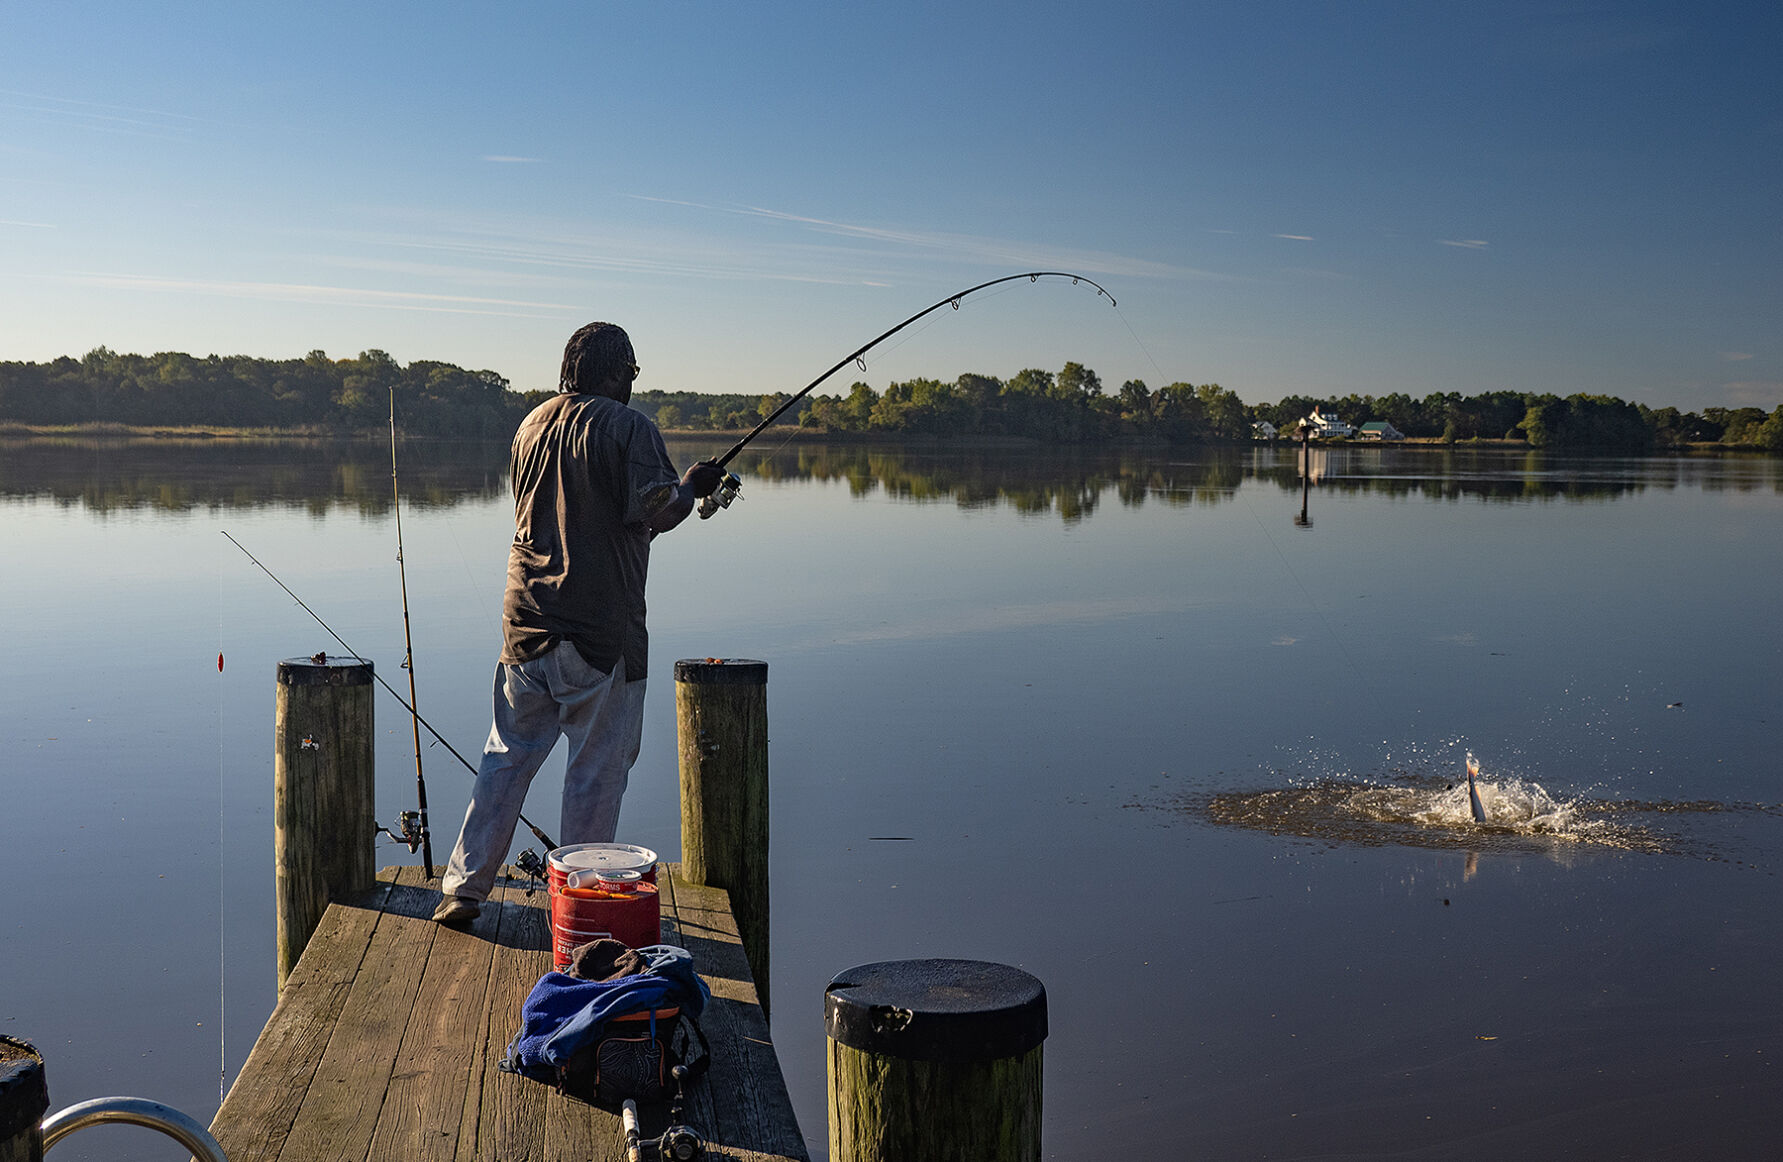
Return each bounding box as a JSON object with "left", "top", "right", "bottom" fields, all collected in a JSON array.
[
  {"left": 501, "top": 945, "right": 711, "bottom": 1105},
  {"left": 560, "top": 1003, "right": 710, "bottom": 1103}
]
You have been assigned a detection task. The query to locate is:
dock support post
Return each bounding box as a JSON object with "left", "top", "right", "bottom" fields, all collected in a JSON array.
[
  {"left": 0, "top": 1037, "right": 48, "bottom": 1162},
  {"left": 674, "top": 657, "right": 770, "bottom": 1014},
  {"left": 274, "top": 655, "right": 375, "bottom": 988},
  {"left": 825, "top": 959, "right": 1047, "bottom": 1162}
]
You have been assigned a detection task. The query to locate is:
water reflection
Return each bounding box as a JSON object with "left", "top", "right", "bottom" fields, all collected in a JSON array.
[
  {"left": 0, "top": 437, "right": 509, "bottom": 514},
  {"left": 3, "top": 435, "right": 1779, "bottom": 517}
]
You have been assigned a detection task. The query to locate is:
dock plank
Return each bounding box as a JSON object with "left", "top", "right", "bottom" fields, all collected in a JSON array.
[
  {"left": 662, "top": 871, "right": 809, "bottom": 1162},
  {"left": 275, "top": 871, "right": 439, "bottom": 1162},
  {"left": 211, "top": 877, "right": 395, "bottom": 1162},
  {"left": 461, "top": 872, "right": 554, "bottom": 1162},
  {"left": 212, "top": 863, "right": 806, "bottom": 1162},
  {"left": 364, "top": 866, "right": 500, "bottom": 1162}
]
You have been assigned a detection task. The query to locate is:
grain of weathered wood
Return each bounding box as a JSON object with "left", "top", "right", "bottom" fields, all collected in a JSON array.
[
  {"left": 462, "top": 872, "right": 553, "bottom": 1162},
  {"left": 274, "top": 659, "right": 376, "bottom": 987},
  {"left": 362, "top": 866, "right": 499, "bottom": 1162},
  {"left": 274, "top": 871, "right": 439, "bottom": 1162},
  {"left": 827, "top": 1043, "right": 1043, "bottom": 1162},
  {"left": 447, "top": 872, "right": 538, "bottom": 1162},
  {"left": 662, "top": 872, "right": 810, "bottom": 1162},
  {"left": 210, "top": 877, "right": 394, "bottom": 1161},
  {"left": 675, "top": 661, "right": 771, "bottom": 1013}
]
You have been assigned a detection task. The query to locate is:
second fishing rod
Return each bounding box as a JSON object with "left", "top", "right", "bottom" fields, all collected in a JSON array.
[{"left": 221, "top": 529, "right": 560, "bottom": 858}]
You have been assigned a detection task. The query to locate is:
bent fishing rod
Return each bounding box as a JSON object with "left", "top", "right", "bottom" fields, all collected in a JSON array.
[
  {"left": 389, "top": 387, "right": 435, "bottom": 878},
  {"left": 696, "top": 270, "right": 1117, "bottom": 518},
  {"left": 221, "top": 529, "right": 559, "bottom": 855}
]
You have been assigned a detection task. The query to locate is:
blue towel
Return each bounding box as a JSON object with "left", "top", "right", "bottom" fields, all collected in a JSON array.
[{"left": 502, "top": 945, "right": 709, "bottom": 1081}]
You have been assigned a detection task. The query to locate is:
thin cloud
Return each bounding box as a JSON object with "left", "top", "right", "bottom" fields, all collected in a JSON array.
[
  {"left": 55, "top": 273, "right": 582, "bottom": 318},
  {"left": 1723, "top": 381, "right": 1783, "bottom": 407},
  {"left": 1273, "top": 234, "right": 1315, "bottom": 242},
  {"left": 383, "top": 231, "right": 887, "bottom": 287},
  {"left": 629, "top": 193, "right": 1212, "bottom": 280},
  {"left": 1722, "top": 352, "right": 1755, "bottom": 362},
  {"left": 1439, "top": 239, "right": 1489, "bottom": 249},
  {"left": 0, "top": 87, "right": 217, "bottom": 142},
  {"left": 1, "top": 218, "right": 56, "bottom": 229}
]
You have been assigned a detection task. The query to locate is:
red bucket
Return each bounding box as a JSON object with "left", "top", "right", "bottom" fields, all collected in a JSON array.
[{"left": 549, "top": 876, "right": 661, "bottom": 967}]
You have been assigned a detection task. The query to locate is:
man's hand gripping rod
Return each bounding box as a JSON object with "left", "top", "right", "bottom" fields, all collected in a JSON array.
[{"left": 696, "top": 271, "right": 1116, "bottom": 519}]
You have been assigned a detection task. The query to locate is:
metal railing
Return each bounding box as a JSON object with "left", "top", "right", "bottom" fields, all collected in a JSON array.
[{"left": 41, "top": 1096, "right": 228, "bottom": 1161}]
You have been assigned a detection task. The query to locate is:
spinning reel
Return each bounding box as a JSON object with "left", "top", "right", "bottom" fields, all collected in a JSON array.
[
  {"left": 696, "top": 472, "right": 743, "bottom": 520},
  {"left": 621, "top": 1066, "right": 705, "bottom": 1161},
  {"left": 375, "top": 810, "right": 426, "bottom": 853},
  {"left": 513, "top": 848, "right": 547, "bottom": 895}
]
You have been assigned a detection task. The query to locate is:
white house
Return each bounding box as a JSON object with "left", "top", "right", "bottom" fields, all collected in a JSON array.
[
  {"left": 1304, "top": 406, "right": 1351, "bottom": 438},
  {"left": 1357, "top": 420, "right": 1405, "bottom": 441},
  {"left": 1253, "top": 420, "right": 1278, "bottom": 440}
]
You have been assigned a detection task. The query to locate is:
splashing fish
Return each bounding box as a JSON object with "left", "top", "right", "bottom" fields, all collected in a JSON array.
[{"left": 1465, "top": 752, "right": 1487, "bottom": 823}]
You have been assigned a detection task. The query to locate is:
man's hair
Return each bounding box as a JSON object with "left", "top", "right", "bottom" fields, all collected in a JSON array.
[{"left": 559, "top": 322, "right": 633, "bottom": 394}]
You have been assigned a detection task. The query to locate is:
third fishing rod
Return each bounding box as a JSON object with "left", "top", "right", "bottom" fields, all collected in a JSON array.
[{"left": 695, "top": 271, "right": 1117, "bottom": 519}]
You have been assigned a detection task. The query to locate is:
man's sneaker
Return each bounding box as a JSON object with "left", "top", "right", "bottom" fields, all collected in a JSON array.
[{"left": 432, "top": 895, "right": 480, "bottom": 926}]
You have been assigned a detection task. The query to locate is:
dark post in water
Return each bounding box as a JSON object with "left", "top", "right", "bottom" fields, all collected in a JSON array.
[
  {"left": 825, "top": 959, "right": 1048, "bottom": 1162},
  {"left": 674, "top": 657, "right": 770, "bottom": 1014},
  {"left": 274, "top": 655, "right": 375, "bottom": 988},
  {"left": 0, "top": 1036, "right": 49, "bottom": 1162}
]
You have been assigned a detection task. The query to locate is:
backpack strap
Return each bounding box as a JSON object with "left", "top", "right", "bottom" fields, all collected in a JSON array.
[{"left": 676, "top": 1013, "right": 712, "bottom": 1082}]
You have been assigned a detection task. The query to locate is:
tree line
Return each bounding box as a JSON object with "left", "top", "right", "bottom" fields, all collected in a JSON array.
[
  {"left": 0, "top": 348, "right": 534, "bottom": 438},
  {"left": 3, "top": 348, "right": 1779, "bottom": 451},
  {"left": 642, "top": 371, "right": 1783, "bottom": 451}
]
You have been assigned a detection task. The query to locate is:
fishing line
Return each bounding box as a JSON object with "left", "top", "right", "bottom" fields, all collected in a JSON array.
[
  {"left": 1111, "top": 300, "right": 1170, "bottom": 387},
  {"left": 1087, "top": 293, "right": 1394, "bottom": 730},
  {"left": 214, "top": 536, "right": 227, "bottom": 1103},
  {"left": 219, "top": 528, "right": 560, "bottom": 852},
  {"left": 1234, "top": 474, "right": 1397, "bottom": 730}
]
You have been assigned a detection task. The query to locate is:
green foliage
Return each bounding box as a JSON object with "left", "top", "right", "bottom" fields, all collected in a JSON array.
[
  {"left": 1518, "top": 394, "right": 1651, "bottom": 450},
  {"left": 627, "top": 390, "right": 813, "bottom": 430},
  {"left": 0, "top": 348, "right": 527, "bottom": 436}
]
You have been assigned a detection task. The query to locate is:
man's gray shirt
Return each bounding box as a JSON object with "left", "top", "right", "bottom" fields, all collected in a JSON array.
[{"left": 500, "top": 392, "right": 680, "bottom": 680}]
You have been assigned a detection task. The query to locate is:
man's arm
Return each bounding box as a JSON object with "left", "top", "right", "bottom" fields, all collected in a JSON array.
[{"left": 646, "top": 460, "right": 723, "bottom": 535}]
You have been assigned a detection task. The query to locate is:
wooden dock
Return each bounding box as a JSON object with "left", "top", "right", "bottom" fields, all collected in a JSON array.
[{"left": 210, "top": 865, "right": 808, "bottom": 1162}]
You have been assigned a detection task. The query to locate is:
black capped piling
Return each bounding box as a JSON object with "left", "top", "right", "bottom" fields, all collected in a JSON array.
[
  {"left": 825, "top": 958, "right": 1047, "bottom": 1162},
  {"left": 0, "top": 1037, "right": 48, "bottom": 1162}
]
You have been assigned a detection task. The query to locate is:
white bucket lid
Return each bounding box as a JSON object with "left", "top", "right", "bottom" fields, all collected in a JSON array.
[
  {"left": 565, "top": 867, "right": 652, "bottom": 891},
  {"left": 548, "top": 842, "right": 657, "bottom": 874}
]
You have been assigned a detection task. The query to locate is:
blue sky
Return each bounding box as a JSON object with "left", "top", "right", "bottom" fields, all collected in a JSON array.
[{"left": 3, "top": 1, "right": 1777, "bottom": 410}]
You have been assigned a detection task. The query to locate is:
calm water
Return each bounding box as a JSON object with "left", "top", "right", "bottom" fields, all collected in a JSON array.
[{"left": 2, "top": 437, "right": 1779, "bottom": 1159}]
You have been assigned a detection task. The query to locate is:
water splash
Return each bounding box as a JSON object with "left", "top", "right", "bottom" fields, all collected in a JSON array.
[{"left": 1185, "top": 769, "right": 1765, "bottom": 858}]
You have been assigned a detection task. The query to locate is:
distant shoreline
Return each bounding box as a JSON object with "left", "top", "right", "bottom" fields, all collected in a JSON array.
[{"left": 0, "top": 420, "right": 1769, "bottom": 455}]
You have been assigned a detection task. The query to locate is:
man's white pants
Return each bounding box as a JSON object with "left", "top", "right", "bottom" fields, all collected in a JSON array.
[{"left": 441, "top": 641, "right": 646, "bottom": 902}]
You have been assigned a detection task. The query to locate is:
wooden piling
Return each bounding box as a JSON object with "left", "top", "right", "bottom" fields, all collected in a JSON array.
[
  {"left": 825, "top": 959, "right": 1047, "bottom": 1162},
  {"left": 274, "top": 655, "right": 375, "bottom": 987},
  {"left": 0, "top": 1037, "right": 48, "bottom": 1162},
  {"left": 674, "top": 657, "right": 770, "bottom": 1014}
]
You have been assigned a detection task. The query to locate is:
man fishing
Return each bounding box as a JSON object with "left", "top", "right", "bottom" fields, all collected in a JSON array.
[{"left": 434, "top": 322, "right": 723, "bottom": 925}]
